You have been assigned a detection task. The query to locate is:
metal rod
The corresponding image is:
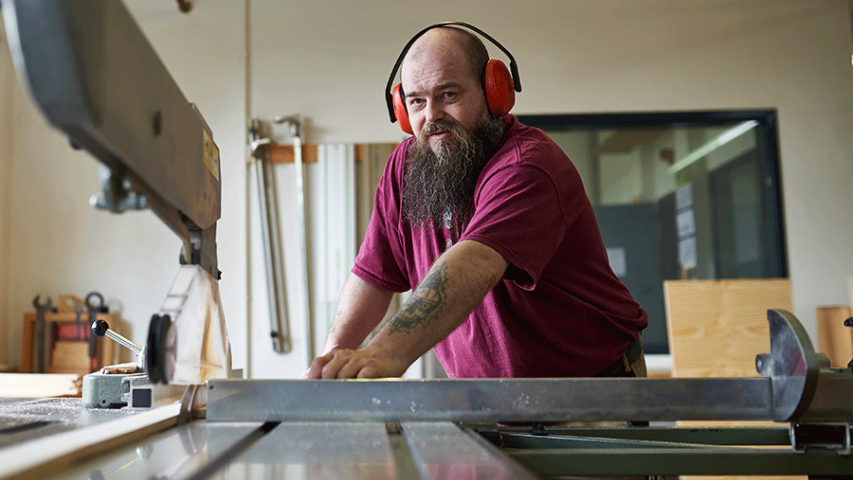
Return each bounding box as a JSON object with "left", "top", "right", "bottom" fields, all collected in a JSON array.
[
  {"left": 252, "top": 151, "right": 287, "bottom": 353},
  {"left": 274, "top": 115, "right": 312, "bottom": 366},
  {"left": 104, "top": 329, "right": 141, "bottom": 355},
  {"left": 293, "top": 123, "right": 314, "bottom": 368},
  {"left": 265, "top": 155, "right": 292, "bottom": 353}
]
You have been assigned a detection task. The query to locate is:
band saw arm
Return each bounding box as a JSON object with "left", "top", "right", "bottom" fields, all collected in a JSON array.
[
  {"left": 2, "top": 0, "right": 221, "bottom": 278},
  {"left": 3, "top": 0, "right": 230, "bottom": 386}
]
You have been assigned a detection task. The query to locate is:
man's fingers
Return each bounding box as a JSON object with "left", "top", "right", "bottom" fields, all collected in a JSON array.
[
  {"left": 305, "top": 348, "right": 393, "bottom": 379},
  {"left": 321, "top": 350, "right": 359, "bottom": 379},
  {"left": 338, "top": 357, "right": 373, "bottom": 379},
  {"left": 356, "top": 365, "right": 382, "bottom": 379},
  {"left": 307, "top": 351, "right": 336, "bottom": 379}
]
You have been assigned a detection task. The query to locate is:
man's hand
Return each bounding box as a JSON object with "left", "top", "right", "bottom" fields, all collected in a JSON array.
[
  {"left": 304, "top": 346, "right": 407, "bottom": 379},
  {"left": 301, "top": 240, "right": 508, "bottom": 380}
]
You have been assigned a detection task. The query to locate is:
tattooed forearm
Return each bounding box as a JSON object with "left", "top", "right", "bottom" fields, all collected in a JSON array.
[
  {"left": 389, "top": 263, "right": 448, "bottom": 335},
  {"left": 329, "top": 304, "right": 345, "bottom": 333}
]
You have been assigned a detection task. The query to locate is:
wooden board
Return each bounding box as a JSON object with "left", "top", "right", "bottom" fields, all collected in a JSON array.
[
  {"left": 664, "top": 279, "right": 792, "bottom": 378},
  {"left": 267, "top": 142, "right": 319, "bottom": 164},
  {"left": 56, "top": 295, "right": 86, "bottom": 314},
  {"left": 663, "top": 279, "right": 802, "bottom": 480},
  {"left": 816, "top": 305, "right": 853, "bottom": 368},
  {"left": 0, "top": 373, "right": 82, "bottom": 397},
  {"left": 47, "top": 343, "right": 91, "bottom": 375}
]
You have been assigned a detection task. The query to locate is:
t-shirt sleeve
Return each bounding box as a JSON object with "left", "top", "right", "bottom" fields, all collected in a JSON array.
[
  {"left": 460, "top": 164, "right": 581, "bottom": 289},
  {"left": 352, "top": 144, "right": 411, "bottom": 293}
]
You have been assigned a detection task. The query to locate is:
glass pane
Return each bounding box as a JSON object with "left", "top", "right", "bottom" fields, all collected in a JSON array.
[{"left": 519, "top": 113, "right": 784, "bottom": 355}]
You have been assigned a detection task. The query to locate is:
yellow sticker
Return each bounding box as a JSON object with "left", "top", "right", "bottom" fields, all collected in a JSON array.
[{"left": 202, "top": 128, "right": 220, "bottom": 181}]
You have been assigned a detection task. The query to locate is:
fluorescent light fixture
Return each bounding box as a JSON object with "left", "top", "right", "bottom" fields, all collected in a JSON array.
[{"left": 668, "top": 120, "right": 759, "bottom": 174}]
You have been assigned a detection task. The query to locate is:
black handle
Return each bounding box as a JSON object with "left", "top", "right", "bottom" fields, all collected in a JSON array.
[{"left": 91, "top": 319, "right": 110, "bottom": 337}]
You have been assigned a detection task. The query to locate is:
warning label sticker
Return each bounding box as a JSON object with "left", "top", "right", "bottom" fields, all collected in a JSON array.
[{"left": 203, "top": 129, "right": 220, "bottom": 181}]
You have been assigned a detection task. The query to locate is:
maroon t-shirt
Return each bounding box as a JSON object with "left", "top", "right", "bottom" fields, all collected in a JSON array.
[{"left": 353, "top": 116, "right": 648, "bottom": 378}]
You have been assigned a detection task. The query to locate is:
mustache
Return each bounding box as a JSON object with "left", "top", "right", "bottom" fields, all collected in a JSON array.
[
  {"left": 403, "top": 114, "right": 506, "bottom": 230},
  {"left": 420, "top": 120, "right": 463, "bottom": 137}
]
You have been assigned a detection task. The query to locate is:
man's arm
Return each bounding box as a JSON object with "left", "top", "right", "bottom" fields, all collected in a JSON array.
[
  {"left": 306, "top": 239, "right": 509, "bottom": 379},
  {"left": 300, "top": 274, "right": 393, "bottom": 379},
  {"left": 319, "top": 273, "right": 395, "bottom": 354}
]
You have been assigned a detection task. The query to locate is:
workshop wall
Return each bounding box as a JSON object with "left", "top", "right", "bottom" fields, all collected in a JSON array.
[{"left": 1, "top": 1, "right": 852, "bottom": 379}]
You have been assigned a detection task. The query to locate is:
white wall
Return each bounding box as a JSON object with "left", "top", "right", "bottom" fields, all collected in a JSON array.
[{"left": 1, "top": 0, "right": 852, "bottom": 375}]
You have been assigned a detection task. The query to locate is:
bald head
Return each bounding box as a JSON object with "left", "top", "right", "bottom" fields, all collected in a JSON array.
[{"left": 402, "top": 27, "right": 489, "bottom": 90}]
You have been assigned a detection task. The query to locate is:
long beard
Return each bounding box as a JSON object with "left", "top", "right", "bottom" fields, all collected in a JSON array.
[{"left": 402, "top": 116, "right": 505, "bottom": 231}]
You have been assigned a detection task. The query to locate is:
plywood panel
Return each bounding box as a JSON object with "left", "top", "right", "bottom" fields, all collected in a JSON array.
[
  {"left": 816, "top": 305, "right": 853, "bottom": 368},
  {"left": 0, "top": 373, "right": 82, "bottom": 397},
  {"left": 664, "top": 279, "right": 792, "bottom": 378},
  {"left": 664, "top": 279, "right": 801, "bottom": 480}
]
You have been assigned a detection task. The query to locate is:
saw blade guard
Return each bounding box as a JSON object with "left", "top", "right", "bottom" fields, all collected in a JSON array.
[{"left": 148, "top": 265, "right": 232, "bottom": 385}]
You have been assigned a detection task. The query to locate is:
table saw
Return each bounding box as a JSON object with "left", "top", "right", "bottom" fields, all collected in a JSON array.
[
  {"left": 2, "top": 308, "right": 853, "bottom": 478},
  {"left": 1, "top": 1, "right": 851, "bottom": 478}
]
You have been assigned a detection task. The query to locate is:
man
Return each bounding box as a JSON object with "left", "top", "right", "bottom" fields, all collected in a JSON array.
[{"left": 306, "top": 24, "right": 647, "bottom": 380}]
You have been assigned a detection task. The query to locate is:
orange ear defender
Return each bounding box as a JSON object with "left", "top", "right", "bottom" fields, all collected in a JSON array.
[{"left": 384, "top": 22, "right": 522, "bottom": 135}]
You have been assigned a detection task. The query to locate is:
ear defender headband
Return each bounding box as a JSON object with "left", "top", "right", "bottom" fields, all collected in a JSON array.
[{"left": 384, "top": 21, "right": 522, "bottom": 135}]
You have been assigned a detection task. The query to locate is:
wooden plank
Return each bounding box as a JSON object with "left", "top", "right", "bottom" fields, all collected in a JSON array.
[
  {"left": 816, "top": 305, "right": 853, "bottom": 368},
  {"left": 663, "top": 279, "right": 802, "bottom": 480},
  {"left": 357, "top": 143, "right": 397, "bottom": 244},
  {"left": 20, "top": 315, "right": 34, "bottom": 374},
  {"left": 56, "top": 295, "right": 85, "bottom": 314},
  {"left": 0, "top": 373, "right": 82, "bottom": 397},
  {"left": 47, "top": 343, "right": 91, "bottom": 375},
  {"left": 267, "top": 142, "right": 318, "bottom": 164},
  {"left": 663, "top": 279, "right": 792, "bottom": 378}
]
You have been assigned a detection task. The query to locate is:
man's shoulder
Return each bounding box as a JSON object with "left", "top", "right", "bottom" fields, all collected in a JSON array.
[
  {"left": 495, "top": 118, "right": 571, "bottom": 170},
  {"left": 382, "top": 137, "right": 416, "bottom": 177}
]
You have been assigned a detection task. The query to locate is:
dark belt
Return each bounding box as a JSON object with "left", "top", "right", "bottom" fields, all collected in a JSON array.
[{"left": 593, "top": 332, "right": 645, "bottom": 378}]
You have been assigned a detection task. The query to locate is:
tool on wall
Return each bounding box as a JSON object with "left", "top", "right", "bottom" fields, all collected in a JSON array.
[
  {"left": 86, "top": 292, "right": 104, "bottom": 371},
  {"left": 274, "top": 114, "right": 314, "bottom": 366},
  {"left": 72, "top": 305, "right": 84, "bottom": 340},
  {"left": 31, "top": 296, "right": 53, "bottom": 373},
  {"left": 249, "top": 119, "right": 291, "bottom": 353}
]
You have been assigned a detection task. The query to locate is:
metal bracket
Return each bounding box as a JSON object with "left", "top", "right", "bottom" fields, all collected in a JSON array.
[
  {"left": 177, "top": 384, "right": 202, "bottom": 425},
  {"left": 82, "top": 372, "right": 187, "bottom": 409},
  {"left": 756, "top": 309, "right": 853, "bottom": 423},
  {"left": 90, "top": 165, "right": 148, "bottom": 213},
  {"left": 789, "top": 423, "right": 851, "bottom": 455}
]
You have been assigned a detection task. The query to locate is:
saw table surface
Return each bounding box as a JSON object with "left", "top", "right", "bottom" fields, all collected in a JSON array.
[{"left": 0, "top": 398, "right": 142, "bottom": 449}]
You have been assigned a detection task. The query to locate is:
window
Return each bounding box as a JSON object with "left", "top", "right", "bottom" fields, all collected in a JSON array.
[{"left": 518, "top": 111, "right": 786, "bottom": 354}]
